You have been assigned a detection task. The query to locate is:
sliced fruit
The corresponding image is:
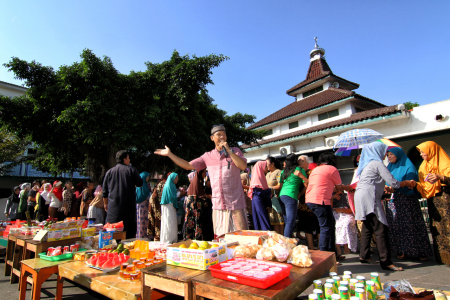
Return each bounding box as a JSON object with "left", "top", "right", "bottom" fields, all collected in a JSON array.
[{"left": 112, "top": 256, "right": 121, "bottom": 267}]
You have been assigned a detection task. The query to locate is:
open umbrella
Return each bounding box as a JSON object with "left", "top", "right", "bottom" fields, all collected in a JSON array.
[
  {"left": 334, "top": 128, "right": 384, "bottom": 149},
  {"left": 335, "top": 138, "right": 401, "bottom": 156}
]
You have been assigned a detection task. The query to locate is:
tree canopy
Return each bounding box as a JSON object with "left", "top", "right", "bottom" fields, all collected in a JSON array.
[{"left": 0, "top": 49, "right": 263, "bottom": 182}]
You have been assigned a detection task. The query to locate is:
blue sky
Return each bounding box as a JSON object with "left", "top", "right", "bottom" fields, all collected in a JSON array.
[{"left": 1, "top": 1, "right": 449, "bottom": 123}]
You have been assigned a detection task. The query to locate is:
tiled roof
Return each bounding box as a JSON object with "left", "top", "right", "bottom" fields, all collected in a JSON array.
[
  {"left": 0, "top": 80, "right": 27, "bottom": 90},
  {"left": 242, "top": 105, "right": 399, "bottom": 149},
  {"left": 286, "top": 58, "right": 359, "bottom": 95},
  {"left": 247, "top": 87, "right": 384, "bottom": 130}
]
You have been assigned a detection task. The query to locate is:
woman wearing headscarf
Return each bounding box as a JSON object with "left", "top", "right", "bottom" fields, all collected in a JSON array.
[
  {"left": 39, "top": 183, "right": 52, "bottom": 220},
  {"left": 160, "top": 173, "right": 179, "bottom": 244},
  {"left": 87, "top": 185, "right": 105, "bottom": 224},
  {"left": 385, "top": 147, "right": 432, "bottom": 261},
  {"left": 49, "top": 181, "right": 63, "bottom": 219},
  {"left": 18, "top": 183, "right": 31, "bottom": 220},
  {"left": 355, "top": 142, "right": 413, "bottom": 271},
  {"left": 148, "top": 172, "right": 171, "bottom": 241},
  {"left": 410, "top": 141, "right": 450, "bottom": 265},
  {"left": 248, "top": 161, "right": 272, "bottom": 231},
  {"left": 183, "top": 169, "right": 214, "bottom": 241},
  {"left": 5, "top": 186, "right": 21, "bottom": 220},
  {"left": 136, "top": 172, "right": 151, "bottom": 238}
]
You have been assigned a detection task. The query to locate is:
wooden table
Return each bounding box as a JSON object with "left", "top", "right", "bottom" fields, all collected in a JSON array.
[
  {"left": 4, "top": 234, "right": 35, "bottom": 283},
  {"left": 57, "top": 261, "right": 142, "bottom": 300},
  {"left": 142, "top": 263, "right": 206, "bottom": 300},
  {"left": 25, "top": 231, "right": 126, "bottom": 261},
  {"left": 19, "top": 258, "right": 72, "bottom": 300},
  {"left": 191, "top": 250, "right": 336, "bottom": 300}
]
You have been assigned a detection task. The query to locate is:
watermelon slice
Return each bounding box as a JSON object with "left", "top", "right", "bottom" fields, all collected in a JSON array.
[
  {"left": 102, "top": 259, "right": 115, "bottom": 269},
  {"left": 112, "top": 255, "right": 121, "bottom": 267},
  {"left": 119, "top": 253, "right": 126, "bottom": 261},
  {"left": 107, "top": 253, "right": 114, "bottom": 259},
  {"left": 113, "top": 221, "right": 124, "bottom": 228},
  {"left": 88, "top": 256, "right": 97, "bottom": 266},
  {"left": 97, "top": 256, "right": 107, "bottom": 268}
]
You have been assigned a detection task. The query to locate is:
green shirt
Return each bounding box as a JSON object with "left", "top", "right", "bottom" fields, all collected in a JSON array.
[{"left": 279, "top": 167, "right": 307, "bottom": 199}]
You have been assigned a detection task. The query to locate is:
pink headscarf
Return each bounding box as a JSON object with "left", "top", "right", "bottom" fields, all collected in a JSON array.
[
  {"left": 94, "top": 185, "right": 102, "bottom": 197},
  {"left": 247, "top": 160, "right": 269, "bottom": 199}
]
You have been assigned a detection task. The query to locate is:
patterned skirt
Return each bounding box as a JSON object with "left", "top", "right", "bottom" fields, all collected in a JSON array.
[
  {"left": 136, "top": 198, "right": 149, "bottom": 239},
  {"left": 428, "top": 192, "right": 450, "bottom": 265},
  {"left": 148, "top": 197, "right": 162, "bottom": 241},
  {"left": 386, "top": 193, "right": 432, "bottom": 258},
  {"left": 333, "top": 211, "right": 358, "bottom": 252},
  {"left": 183, "top": 196, "right": 214, "bottom": 241}
]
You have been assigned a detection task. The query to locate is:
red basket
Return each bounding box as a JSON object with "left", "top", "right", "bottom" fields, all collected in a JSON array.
[{"left": 209, "top": 258, "right": 292, "bottom": 289}]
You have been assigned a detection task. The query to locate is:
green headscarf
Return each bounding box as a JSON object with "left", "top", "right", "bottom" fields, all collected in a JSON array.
[
  {"left": 160, "top": 173, "right": 178, "bottom": 208},
  {"left": 136, "top": 172, "right": 151, "bottom": 203}
]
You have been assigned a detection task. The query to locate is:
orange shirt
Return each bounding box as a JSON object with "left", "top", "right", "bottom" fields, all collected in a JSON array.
[{"left": 306, "top": 165, "right": 342, "bottom": 205}]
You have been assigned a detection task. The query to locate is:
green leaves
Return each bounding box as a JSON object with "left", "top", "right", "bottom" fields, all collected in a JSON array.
[{"left": 0, "top": 49, "right": 258, "bottom": 182}]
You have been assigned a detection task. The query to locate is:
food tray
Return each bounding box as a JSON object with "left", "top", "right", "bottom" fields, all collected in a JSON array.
[
  {"left": 38, "top": 248, "right": 87, "bottom": 261},
  {"left": 209, "top": 258, "right": 292, "bottom": 289}
]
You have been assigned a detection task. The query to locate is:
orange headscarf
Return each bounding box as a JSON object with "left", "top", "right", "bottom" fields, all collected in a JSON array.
[{"left": 416, "top": 141, "right": 450, "bottom": 198}]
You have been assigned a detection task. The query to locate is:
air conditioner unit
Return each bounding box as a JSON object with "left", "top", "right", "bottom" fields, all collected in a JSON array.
[
  {"left": 324, "top": 136, "right": 339, "bottom": 148},
  {"left": 280, "top": 145, "right": 295, "bottom": 156}
]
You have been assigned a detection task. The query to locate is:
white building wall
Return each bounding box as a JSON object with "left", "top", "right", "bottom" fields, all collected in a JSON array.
[
  {"left": 0, "top": 85, "right": 27, "bottom": 98},
  {"left": 244, "top": 99, "right": 450, "bottom": 162}
]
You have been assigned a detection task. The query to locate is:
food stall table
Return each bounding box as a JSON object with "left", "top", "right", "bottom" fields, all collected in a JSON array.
[
  {"left": 5, "top": 234, "right": 35, "bottom": 283},
  {"left": 142, "top": 263, "right": 206, "bottom": 300},
  {"left": 25, "top": 231, "right": 126, "bottom": 261},
  {"left": 191, "top": 250, "right": 336, "bottom": 300},
  {"left": 19, "top": 258, "right": 73, "bottom": 300},
  {"left": 57, "top": 261, "right": 142, "bottom": 300}
]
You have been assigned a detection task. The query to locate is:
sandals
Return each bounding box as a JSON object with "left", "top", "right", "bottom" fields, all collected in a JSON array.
[
  {"left": 382, "top": 265, "right": 404, "bottom": 271},
  {"left": 359, "top": 259, "right": 378, "bottom": 264},
  {"left": 397, "top": 254, "right": 406, "bottom": 260},
  {"left": 336, "top": 254, "right": 346, "bottom": 261}
]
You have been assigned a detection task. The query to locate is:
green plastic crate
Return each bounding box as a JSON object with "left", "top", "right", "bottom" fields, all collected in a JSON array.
[{"left": 38, "top": 248, "right": 86, "bottom": 261}]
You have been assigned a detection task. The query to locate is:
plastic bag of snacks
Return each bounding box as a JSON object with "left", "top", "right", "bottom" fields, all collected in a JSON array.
[
  {"left": 255, "top": 247, "right": 274, "bottom": 261},
  {"left": 287, "top": 245, "right": 313, "bottom": 267},
  {"left": 233, "top": 244, "right": 262, "bottom": 258},
  {"left": 263, "top": 231, "right": 296, "bottom": 262}
]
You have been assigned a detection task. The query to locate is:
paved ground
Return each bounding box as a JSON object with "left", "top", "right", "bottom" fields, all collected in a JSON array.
[
  {"left": 1, "top": 249, "right": 449, "bottom": 300},
  {"left": 1, "top": 194, "right": 449, "bottom": 299}
]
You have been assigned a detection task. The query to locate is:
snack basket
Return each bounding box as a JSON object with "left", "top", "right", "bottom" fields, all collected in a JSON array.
[{"left": 209, "top": 258, "right": 292, "bottom": 289}]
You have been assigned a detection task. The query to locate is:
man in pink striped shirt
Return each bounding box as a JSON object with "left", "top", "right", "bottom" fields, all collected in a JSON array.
[{"left": 155, "top": 125, "right": 249, "bottom": 237}]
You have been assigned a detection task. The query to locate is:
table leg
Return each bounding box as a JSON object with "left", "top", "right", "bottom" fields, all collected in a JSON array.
[
  {"left": 329, "top": 253, "right": 338, "bottom": 273},
  {"left": 11, "top": 242, "right": 23, "bottom": 283},
  {"left": 33, "top": 275, "right": 42, "bottom": 300},
  {"left": 4, "top": 239, "right": 14, "bottom": 276},
  {"left": 185, "top": 282, "right": 192, "bottom": 300},
  {"left": 19, "top": 265, "right": 30, "bottom": 300},
  {"left": 55, "top": 275, "right": 64, "bottom": 300}
]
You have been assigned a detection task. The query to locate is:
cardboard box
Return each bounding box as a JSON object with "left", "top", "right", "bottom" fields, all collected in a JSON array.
[
  {"left": 82, "top": 228, "right": 96, "bottom": 237},
  {"left": 166, "top": 240, "right": 227, "bottom": 270},
  {"left": 46, "top": 227, "right": 81, "bottom": 242},
  {"left": 224, "top": 230, "right": 269, "bottom": 246},
  {"left": 34, "top": 221, "right": 84, "bottom": 242}
]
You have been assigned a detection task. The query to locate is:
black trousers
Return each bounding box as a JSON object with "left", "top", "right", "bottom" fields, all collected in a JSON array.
[{"left": 360, "top": 213, "right": 393, "bottom": 267}]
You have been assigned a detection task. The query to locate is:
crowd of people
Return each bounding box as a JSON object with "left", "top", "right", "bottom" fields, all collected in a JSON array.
[{"left": 4, "top": 124, "right": 450, "bottom": 270}]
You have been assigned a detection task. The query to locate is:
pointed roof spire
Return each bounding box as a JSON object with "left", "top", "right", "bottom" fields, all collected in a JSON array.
[{"left": 310, "top": 37, "right": 325, "bottom": 59}]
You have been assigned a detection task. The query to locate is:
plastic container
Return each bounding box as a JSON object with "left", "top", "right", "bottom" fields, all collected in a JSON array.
[
  {"left": 38, "top": 248, "right": 86, "bottom": 261},
  {"left": 209, "top": 258, "right": 292, "bottom": 289}
]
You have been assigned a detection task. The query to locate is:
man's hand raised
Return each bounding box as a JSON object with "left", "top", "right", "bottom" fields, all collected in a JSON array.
[{"left": 154, "top": 146, "right": 172, "bottom": 157}]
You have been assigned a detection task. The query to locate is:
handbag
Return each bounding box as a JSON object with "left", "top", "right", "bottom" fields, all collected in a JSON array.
[{"left": 271, "top": 195, "right": 283, "bottom": 214}]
